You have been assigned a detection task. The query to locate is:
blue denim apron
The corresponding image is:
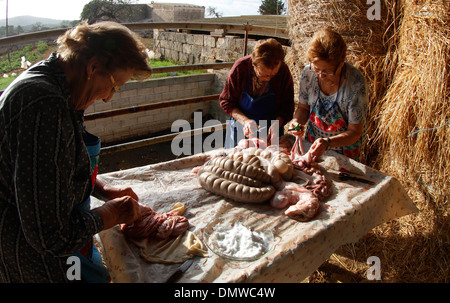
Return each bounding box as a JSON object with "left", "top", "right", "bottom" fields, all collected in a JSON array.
[
  {"left": 225, "top": 68, "right": 279, "bottom": 148},
  {"left": 72, "top": 129, "right": 110, "bottom": 283}
]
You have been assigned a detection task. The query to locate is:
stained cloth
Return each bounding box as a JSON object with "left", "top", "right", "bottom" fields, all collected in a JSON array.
[{"left": 92, "top": 143, "right": 417, "bottom": 283}]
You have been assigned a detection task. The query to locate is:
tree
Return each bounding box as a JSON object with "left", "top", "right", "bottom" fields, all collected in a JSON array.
[
  {"left": 258, "top": 0, "right": 286, "bottom": 15},
  {"left": 81, "top": 0, "right": 134, "bottom": 24},
  {"left": 16, "top": 25, "right": 24, "bottom": 35},
  {"left": 207, "top": 6, "right": 223, "bottom": 18}
]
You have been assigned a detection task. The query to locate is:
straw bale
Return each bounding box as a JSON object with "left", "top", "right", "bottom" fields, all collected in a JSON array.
[
  {"left": 287, "top": 0, "right": 449, "bottom": 283},
  {"left": 376, "top": 0, "right": 449, "bottom": 207},
  {"left": 370, "top": 1, "right": 449, "bottom": 282},
  {"left": 286, "top": 0, "right": 396, "bottom": 164}
]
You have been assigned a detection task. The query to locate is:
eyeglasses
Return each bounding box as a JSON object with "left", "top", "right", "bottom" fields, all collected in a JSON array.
[
  {"left": 254, "top": 65, "right": 279, "bottom": 81},
  {"left": 109, "top": 74, "right": 119, "bottom": 92},
  {"left": 310, "top": 62, "right": 341, "bottom": 76}
]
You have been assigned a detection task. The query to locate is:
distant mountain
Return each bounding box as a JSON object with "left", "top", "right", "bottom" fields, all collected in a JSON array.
[{"left": 0, "top": 15, "right": 76, "bottom": 27}]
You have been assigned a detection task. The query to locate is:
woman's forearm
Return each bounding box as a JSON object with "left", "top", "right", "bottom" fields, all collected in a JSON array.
[
  {"left": 328, "top": 130, "right": 362, "bottom": 149},
  {"left": 293, "top": 104, "right": 310, "bottom": 125},
  {"left": 231, "top": 108, "right": 250, "bottom": 125}
]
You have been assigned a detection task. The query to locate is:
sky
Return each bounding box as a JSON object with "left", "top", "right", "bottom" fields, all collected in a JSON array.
[{"left": 0, "top": 0, "right": 264, "bottom": 21}]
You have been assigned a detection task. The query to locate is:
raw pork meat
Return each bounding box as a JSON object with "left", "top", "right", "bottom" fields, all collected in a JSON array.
[{"left": 121, "top": 205, "right": 189, "bottom": 239}]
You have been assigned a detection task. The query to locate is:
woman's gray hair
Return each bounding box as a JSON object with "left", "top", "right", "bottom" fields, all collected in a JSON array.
[{"left": 57, "top": 21, "right": 152, "bottom": 80}]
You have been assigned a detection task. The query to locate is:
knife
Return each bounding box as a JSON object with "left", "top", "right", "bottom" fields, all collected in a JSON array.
[
  {"left": 338, "top": 172, "right": 375, "bottom": 185},
  {"left": 165, "top": 258, "right": 194, "bottom": 283}
]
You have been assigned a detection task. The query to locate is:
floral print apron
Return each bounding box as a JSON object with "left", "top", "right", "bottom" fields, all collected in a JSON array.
[{"left": 305, "top": 68, "right": 363, "bottom": 160}]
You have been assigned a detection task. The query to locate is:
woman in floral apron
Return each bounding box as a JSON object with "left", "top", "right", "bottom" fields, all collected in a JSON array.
[
  {"left": 289, "top": 28, "right": 368, "bottom": 162},
  {"left": 220, "top": 38, "right": 295, "bottom": 148}
]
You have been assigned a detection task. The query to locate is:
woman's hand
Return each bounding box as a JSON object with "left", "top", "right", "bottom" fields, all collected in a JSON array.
[
  {"left": 267, "top": 120, "right": 280, "bottom": 146},
  {"left": 94, "top": 196, "right": 142, "bottom": 230},
  {"left": 243, "top": 119, "right": 258, "bottom": 138},
  {"left": 103, "top": 185, "right": 139, "bottom": 202},
  {"left": 288, "top": 120, "right": 305, "bottom": 137},
  {"left": 95, "top": 180, "right": 139, "bottom": 202},
  {"left": 309, "top": 137, "right": 330, "bottom": 161}
]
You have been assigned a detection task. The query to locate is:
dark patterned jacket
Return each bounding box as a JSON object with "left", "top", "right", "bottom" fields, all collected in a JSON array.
[{"left": 0, "top": 53, "right": 104, "bottom": 282}]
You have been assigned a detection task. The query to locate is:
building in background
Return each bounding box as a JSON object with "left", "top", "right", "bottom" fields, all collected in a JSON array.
[{"left": 124, "top": 2, "right": 205, "bottom": 23}]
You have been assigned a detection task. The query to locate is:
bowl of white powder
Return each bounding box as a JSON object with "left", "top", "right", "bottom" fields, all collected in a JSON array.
[{"left": 203, "top": 221, "right": 274, "bottom": 261}]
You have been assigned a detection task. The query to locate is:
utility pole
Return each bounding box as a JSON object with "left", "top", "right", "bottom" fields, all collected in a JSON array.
[
  {"left": 6, "top": 0, "right": 12, "bottom": 69},
  {"left": 5, "top": 0, "right": 8, "bottom": 36}
]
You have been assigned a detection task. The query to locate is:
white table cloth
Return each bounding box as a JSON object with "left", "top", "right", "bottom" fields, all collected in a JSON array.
[{"left": 92, "top": 144, "right": 417, "bottom": 283}]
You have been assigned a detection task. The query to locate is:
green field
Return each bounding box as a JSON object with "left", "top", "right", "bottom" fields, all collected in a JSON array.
[{"left": 0, "top": 38, "right": 203, "bottom": 91}]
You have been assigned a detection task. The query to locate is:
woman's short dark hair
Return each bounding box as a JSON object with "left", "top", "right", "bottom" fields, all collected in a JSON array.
[{"left": 251, "top": 38, "right": 285, "bottom": 69}]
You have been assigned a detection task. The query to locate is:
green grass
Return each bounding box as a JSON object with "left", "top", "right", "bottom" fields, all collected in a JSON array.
[
  {"left": 149, "top": 58, "right": 205, "bottom": 78},
  {"left": 0, "top": 44, "right": 204, "bottom": 91},
  {"left": 0, "top": 74, "right": 19, "bottom": 91}
]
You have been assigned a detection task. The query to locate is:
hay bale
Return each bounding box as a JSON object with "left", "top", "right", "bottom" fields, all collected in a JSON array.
[
  {"left": 287, "top": 0, "right": 449, "bottom": 282},
  {"left": 376, "top": 0, "right": 449, "bottom": 208},
  {"left": 373, "top": 1, "right": 449, "bottom": 282},
  {"left": 285, "top": 0, "right": 397, "bottom": 164}
]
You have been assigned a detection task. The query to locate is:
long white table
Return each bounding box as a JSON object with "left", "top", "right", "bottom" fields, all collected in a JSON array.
[{"left": 92, "top": 145, "right": 417, "bottom": 283}]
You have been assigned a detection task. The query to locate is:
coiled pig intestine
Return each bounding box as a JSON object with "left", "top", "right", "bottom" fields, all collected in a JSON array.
[{"left": 195, "top": 135, "right": 331, "bottom": 221}]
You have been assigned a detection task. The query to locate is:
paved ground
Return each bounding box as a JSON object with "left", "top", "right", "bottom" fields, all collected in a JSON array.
[{"left": 98, "top": 140, "right": 182, "bottom": 174}]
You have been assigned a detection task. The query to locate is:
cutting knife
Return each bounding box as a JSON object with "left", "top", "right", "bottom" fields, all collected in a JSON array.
[
  {"left": 288, "top": 123, "right": 303, "bottom": 132},
  {"left": 165, "top": 258, "right": 194, "bottom": 283},
  {"left": 338, "top": 172, "right": 375, "bottom": 185}
]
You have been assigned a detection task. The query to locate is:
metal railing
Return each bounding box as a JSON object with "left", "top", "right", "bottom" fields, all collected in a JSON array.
[{"left": 0, "top": 21, "right": 288, "bottom": 48}]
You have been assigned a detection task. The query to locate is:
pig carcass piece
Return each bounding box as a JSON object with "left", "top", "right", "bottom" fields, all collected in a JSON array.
[
  {"left": 121, "top": 205, "right": 189, "bottom": 239},
  {"left": 274, "top": 135, "right": 331, "bottom": 221}
]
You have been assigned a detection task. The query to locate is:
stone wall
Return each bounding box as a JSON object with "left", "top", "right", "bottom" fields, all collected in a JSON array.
[
  {"left": 151, "top": 3, "right": 205, "bottom": 22},
  {"left": 153, "top": 29, "right": 257, "bottom": 64},
  {"left": 84, "top": 72, "right": 226, "bottom": 145}
]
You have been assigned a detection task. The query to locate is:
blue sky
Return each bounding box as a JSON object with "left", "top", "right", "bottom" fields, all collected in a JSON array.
[{"left": 1, "top": 0, "right": 265, "bottom": 21}]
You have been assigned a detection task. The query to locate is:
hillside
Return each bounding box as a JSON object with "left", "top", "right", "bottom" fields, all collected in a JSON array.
[{"left": 0, "top": 15, "right": 75, "bottom": 27}]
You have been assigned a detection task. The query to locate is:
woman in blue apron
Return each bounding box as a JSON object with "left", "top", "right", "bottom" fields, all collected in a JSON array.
[
  {"left": 289, "top": 29, "right": 368, "bottom": 162},
  {"left": 225, "top": 67, "right": 281, "bottom": 148},
  {"left": 220, "top": 38, "right": 295, "bottom": 149}
]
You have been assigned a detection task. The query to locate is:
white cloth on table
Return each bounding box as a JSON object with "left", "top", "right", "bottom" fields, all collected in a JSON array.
[{"left": 92, "top": 147, "right": 417, "bottom": 283}]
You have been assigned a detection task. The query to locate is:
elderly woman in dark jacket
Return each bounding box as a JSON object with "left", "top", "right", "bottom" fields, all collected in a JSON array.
[{"left": 0, "top": 21, "right": 152, "bottom": 282}]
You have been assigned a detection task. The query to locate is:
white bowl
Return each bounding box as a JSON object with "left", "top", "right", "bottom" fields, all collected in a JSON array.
[{"left": 203, "top": 221, "right": 274, "bottom": 261}]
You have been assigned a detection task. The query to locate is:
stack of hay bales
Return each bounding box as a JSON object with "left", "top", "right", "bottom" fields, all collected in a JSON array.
[
  {"left": 285, "top": 0, "right": 396, "bottom": 164},
  {"left": 286, "top": 0, "right": 449, "bottom": 282},
  {"left": 377, "top": 0, "right": 449, "bottom": 212},
  {"left": 374, "top": 0, "right": 449, "bottom": 282}
]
